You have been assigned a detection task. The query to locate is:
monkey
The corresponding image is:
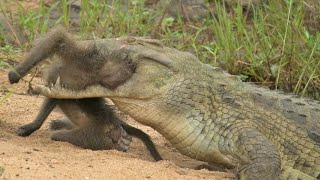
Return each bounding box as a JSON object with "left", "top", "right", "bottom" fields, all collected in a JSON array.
[
  {"left": 8, "top": 27, "right": 162, "bottom": 161},
  {"left": 16, "top": 97, "right": 162, "bottom": 161},
  {"left": 18, "top": 97, "right": 131, "bottom": 151}
]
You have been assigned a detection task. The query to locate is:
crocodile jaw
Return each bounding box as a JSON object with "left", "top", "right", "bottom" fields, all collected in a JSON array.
[
  {"left": 33, "top": 84, "right": 112, "bottom": 99},
  {"left": 33, "top": 82, "right": 160, "bottom": 100}
]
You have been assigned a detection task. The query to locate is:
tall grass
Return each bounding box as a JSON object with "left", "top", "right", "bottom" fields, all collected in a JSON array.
[
  {"left": 78, "top": 0, "right": 155, "bottom": 37},
  {"left": 0, "top": 45, "right": 18, "bottom": 103},
  {"left": 0, "top": 0, "right": 319, "bottom": 99},
  {"left": 206, "top": 1, "right": 320, "bottom": 98},
  {"left": 15, "top": 1, "right": 59, "bottom": 41}
]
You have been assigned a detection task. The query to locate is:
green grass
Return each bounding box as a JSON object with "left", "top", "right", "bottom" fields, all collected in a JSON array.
[
  {"left": 0, "top": 45, "right": 18, "bottom": 103},
  {"left": 0, "top": 0, "right": 319, "bottom": 99}
]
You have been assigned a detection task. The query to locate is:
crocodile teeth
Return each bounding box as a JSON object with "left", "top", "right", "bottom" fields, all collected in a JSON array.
[
  {"left": 55, "top": 83, "right": 61, "bottom": 89},
  {"left": 56, "top": 76, "right": 61, "bottom": 85}
]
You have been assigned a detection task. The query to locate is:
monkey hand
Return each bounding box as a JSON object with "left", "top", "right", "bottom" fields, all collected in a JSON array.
[{"left": 8, "top": 71, "right": 21, "bottom": 84}]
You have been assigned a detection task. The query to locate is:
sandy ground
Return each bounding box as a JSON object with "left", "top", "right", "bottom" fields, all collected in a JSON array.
[{"left": 0, "top": 69, "right": 235, "bottom": 180}]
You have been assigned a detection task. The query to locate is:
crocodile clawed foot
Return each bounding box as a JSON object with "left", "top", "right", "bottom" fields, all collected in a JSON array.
[{"left": 238, "top": 164, "right": 280, "bottom": 180}]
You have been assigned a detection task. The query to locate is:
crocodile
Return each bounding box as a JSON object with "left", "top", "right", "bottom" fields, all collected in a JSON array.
[{"left": 33, "top": 37, "right": 320, "bottom": 180}]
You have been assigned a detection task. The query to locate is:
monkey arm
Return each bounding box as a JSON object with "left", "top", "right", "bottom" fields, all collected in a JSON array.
[
  {"left": 16, "top": 98, "right": 57, "bottom": 136},
  {"left": 8, "top": 27, "right": 82, "bottom": 84}
]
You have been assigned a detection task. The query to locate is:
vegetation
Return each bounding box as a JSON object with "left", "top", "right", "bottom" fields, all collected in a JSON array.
[
  {"left": 0, "top": 45, "right": 18, "bottom": 103},
  {"left": 0, "top": 0, "right": 319, "bottom": 99}
]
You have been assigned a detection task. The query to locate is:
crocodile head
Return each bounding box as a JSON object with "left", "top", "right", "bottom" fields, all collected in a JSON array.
[
  {"left": 33, "top": 37, "right": 215, "bottom": 126},
  {"left": 33, "top": 37, "right": 320, "bottom": 172},
  {"left": 34, "top": 37, "right": 181, "bottom": 98}
]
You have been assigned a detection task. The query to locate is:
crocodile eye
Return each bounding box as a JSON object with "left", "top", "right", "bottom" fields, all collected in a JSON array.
[{"left": 298, "top": 114, "right": 307, "bottom": 117}]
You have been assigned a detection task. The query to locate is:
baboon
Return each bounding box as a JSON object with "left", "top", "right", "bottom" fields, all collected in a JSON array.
[{"left": 8, "top": 27, "right": 162, "bottom": 161}]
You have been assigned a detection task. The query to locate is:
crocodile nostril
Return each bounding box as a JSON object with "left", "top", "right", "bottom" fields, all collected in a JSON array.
[{"left": 126, "top": 37, "right": 136, "bottom": 43}]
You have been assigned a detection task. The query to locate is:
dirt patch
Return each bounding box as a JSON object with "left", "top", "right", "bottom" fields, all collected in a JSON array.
[{"left": 0, "top": 69, "right": 235, "bottom": 179}]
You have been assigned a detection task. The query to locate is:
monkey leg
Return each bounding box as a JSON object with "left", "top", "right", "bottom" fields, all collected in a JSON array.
[
  {"left": 16, "top": 98, "right": 57, "bottom": 136},
  {"left": 49, "top": 117, "right": 77, "bottom": 131},
  {"left": 51, "top": 125, "right": 132, "bottom": 151},
  {"left": 48, "top": 99, "right": 130, "bottom": 151},
  {"left": 51, "top": 127, "right": 114, "bottom": 150}
]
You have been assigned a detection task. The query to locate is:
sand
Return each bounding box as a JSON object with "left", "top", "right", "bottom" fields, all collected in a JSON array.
[{"left": 0, "top": 69, "right": 235, "bottom": 180}]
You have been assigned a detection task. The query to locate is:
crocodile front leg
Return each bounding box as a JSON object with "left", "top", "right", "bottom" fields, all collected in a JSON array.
[{"left": 236, "top": 129, "right": 281, "bottom": 180}]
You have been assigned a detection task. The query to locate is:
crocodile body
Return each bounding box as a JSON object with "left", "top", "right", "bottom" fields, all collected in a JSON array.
[{"left": 34, "top": 37, "right": 320, "bottom": 179}]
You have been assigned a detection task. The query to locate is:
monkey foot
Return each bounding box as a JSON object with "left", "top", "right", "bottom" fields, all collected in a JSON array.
[{"left": 108, "top": 126, "right": 132, "bottom": 152}]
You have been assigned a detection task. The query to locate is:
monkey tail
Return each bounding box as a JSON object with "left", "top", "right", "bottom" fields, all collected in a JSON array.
[{"left": 122, "top": 124, "right": 163, "bottom": 161}]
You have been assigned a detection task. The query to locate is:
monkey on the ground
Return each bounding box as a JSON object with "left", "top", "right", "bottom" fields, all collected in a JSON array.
[{"left": 8, "top": 27, "right": 162, "bottom": 161}]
